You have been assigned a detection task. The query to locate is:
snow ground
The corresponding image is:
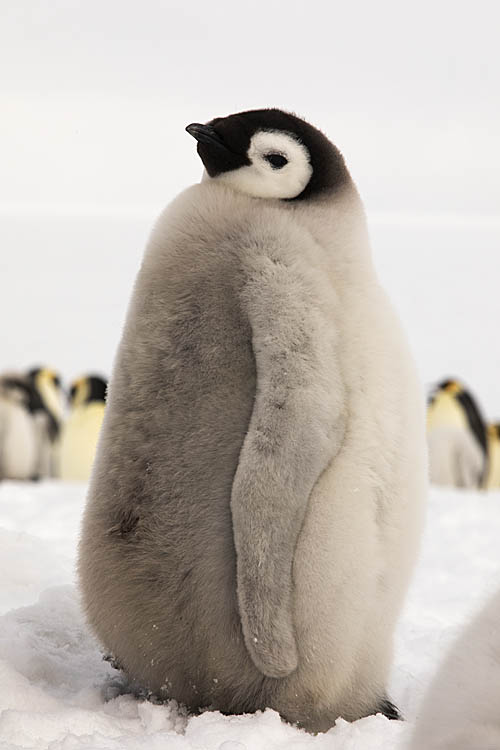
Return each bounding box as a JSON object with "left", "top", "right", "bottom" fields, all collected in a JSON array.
[{"left": 0, "top": 482, "right": 499, "bottom": 749}]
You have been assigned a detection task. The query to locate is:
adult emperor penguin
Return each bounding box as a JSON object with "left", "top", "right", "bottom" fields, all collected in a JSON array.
[
  {"left": 410, "top": 587, "right": 500, "bottom": 749},
  {"left": 27, "top": 366, "right": 64, "bottom": 477},
  {"left": 0, "top": 373, "right": 40, "bottom": 480},
  {"left": 79, "top": 109, "right": 427, "bottom": 732},
  {"left": 485, "top": 423, "right": 500, "bottom": 489},
  {"left": 427, "top": 378, "right": 488, "bottom": 488},
  {"left": 59, "top": 375, "right": 107, "bottom": 481}
]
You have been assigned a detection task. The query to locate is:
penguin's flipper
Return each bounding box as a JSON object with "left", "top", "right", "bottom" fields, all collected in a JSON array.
[{"left": 231, "top": 246, "right": 345, "bottom": 679}]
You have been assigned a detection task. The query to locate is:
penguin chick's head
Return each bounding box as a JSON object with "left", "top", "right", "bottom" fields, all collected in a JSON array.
[
  {"left": 69, "top": 375, "right": 107, "bottom": 408},
  {"left": 186, "top": 109, "right": 350, "bottom": 201}
]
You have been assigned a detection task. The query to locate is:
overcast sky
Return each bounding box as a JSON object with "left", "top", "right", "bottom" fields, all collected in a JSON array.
[
  {"left": 2, "top": 0, "right": 499, "bottom": 217},
  {"left": 1, "top": 1, "right": 499, "bottom": 415}
]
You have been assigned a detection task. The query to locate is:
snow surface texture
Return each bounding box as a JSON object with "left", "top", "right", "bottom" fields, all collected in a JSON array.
[{"left": 0, "top": 483, "right": 499, "bottom": 749}]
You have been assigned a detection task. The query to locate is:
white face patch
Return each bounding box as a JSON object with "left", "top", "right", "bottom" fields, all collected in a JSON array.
[{"left": 215, "top": 130, "right": 313, "bottom": 199}]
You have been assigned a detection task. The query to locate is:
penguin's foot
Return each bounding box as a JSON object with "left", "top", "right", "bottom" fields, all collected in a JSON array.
[
  {"left": 377, "top": 696, "right": 402, "bottom": 720},
  {"left": 103, "top": 651, "right": 124, "bottom": 671},
  {"left": 102, "top": 672, "right": 132, "bottom": 702}
]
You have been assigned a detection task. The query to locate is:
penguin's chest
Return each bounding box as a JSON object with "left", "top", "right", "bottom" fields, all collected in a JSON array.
[
  {"left": 60, "top": 403, "right": 104, "bottom": 480},
  {"left": 428, "top": 393, "right": 467, "bottom": 431},
  {"left": 487, "top": 438, "right": 500, "bottom": 488},
  {"left": 0, "top": 401, "right": 38, "bottom": 477}
]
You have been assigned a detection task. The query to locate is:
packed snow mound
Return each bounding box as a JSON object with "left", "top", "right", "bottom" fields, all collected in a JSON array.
[
  {"left": 0, "top": 582, "right": 405, "bottom": 749},
  {"left": 0, "top": 481, "right": 500, "bottom": 749}
]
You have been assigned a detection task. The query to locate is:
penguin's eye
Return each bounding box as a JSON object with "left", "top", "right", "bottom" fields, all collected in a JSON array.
[{"left": 263, "top": 153, "right": 288, "bottom": 169}]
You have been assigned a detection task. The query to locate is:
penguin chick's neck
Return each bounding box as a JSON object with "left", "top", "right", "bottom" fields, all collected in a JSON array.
[{"left": 187, "top": 109, "right": 351, "bottom": 201}]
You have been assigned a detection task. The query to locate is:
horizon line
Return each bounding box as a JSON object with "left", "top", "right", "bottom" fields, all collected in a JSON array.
[{"left": 1, "top": 202, "right": 499, "bottom": 229}]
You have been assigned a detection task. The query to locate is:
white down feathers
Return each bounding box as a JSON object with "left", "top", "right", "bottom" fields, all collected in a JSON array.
[{"left": 215, "top": 130, "right": 313, "bottom": 199}]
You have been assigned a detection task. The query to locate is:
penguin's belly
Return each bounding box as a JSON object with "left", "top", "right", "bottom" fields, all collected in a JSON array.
[
  {"left": 486, "top": 439, "right": 500, "bottom": 489},
  {"left": 285, "top": 442, "right": 398, "bottom": 719},
  {"left": 428, "top": 426, "right": 483, "bottom": 488},
  {"left": 59, "top": 403, "right": 105, "bottom": 480},
  {"left": 0, "top": 400, "right": 38, "bottom": 479},
  {"left": 283, "top": 287, "right": 426, "bottom": 723}
]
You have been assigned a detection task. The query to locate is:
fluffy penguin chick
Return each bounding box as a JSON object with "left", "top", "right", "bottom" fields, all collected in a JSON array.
[
  {"left": 0, "top": 373, "right": 40, "bottom": 480},
  {"left": 410, "top": 587, "right": 500, "bottom": 749},
  {"left": 59, "top": 376, "right": 107, "bottom": 481},
  {"left": 427, "top": 379, "right": 488, "bottom": 488},
  {"left": 78, "top": 108, "right": 427, "bottom": 732}
]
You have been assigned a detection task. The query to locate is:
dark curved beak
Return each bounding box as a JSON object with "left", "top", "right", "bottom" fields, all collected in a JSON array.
[{"left": 186, "top": 123, "right": 225, "bottom": 148}]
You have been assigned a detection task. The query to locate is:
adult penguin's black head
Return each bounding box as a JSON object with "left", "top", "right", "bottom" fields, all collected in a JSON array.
[
  {"left": 186, "top": 109, "right": 350, "bottom": 201},
  {"left": 69, "top": 375, "right": 107, "bottom": 407}
]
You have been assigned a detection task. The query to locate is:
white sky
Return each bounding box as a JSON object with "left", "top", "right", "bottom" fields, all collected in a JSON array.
[
  {"left": 1, "top": 1, "right": 499, "bottom": 416},
  {"left": 2, "top": 0, "right": 500, "bottom": 216}
]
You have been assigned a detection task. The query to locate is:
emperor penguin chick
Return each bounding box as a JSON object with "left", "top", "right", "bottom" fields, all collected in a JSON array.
[
  {"left": 79, "top": 109, "right": 427, "bottom": 732},
  {"left": 59, "top": 375, "right": 107, "bottom": 481},
  {"left": 427, "top": 378, "right": 488, "bottom": 488}
]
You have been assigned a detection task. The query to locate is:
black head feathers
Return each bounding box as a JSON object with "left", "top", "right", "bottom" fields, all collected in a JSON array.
[{"left": 186, "top": 108, "right": 350, "bottom": 201}]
